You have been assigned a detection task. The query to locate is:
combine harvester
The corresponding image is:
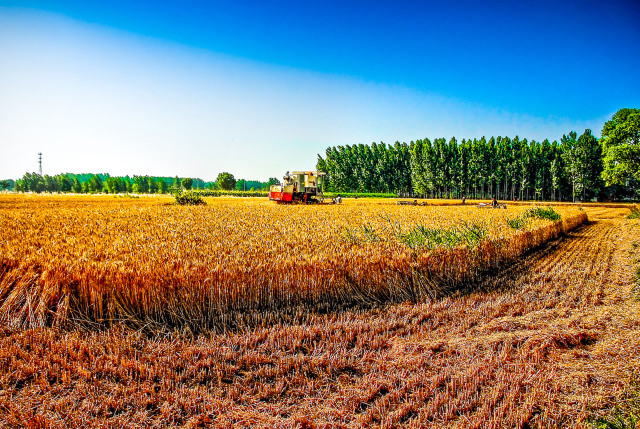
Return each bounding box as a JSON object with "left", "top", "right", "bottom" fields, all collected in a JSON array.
[{"left": 269, "top": 171, "right": 340, "bottom": 204}]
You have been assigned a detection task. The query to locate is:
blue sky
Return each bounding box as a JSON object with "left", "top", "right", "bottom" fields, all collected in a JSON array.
[{"left": 1, "top": 1, "right": 639, "bottom": 181}]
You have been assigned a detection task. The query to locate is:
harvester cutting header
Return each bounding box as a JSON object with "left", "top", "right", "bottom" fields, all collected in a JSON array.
[{"left": 269, "top": 171, "right": 326, "bottom": 204}]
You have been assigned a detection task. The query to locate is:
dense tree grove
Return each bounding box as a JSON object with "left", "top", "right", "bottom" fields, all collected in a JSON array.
[
  {"left": 317, "top": 142, "right": 413, "bottom": 195},
  {"left": 319, "top": 127, "right": 636, "bottom": 201}
]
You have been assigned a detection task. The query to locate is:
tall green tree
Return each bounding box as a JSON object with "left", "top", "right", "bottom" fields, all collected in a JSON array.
[
  {"left": 88, "top": 175, "right": 102, "bottom": 193},
  {"left": 561, "top": 129, "right": 603, "bottom": 202},
  {"left": 147, "top": 177, "right": 158, "bottom": 194},
  {"left": 577, "top": 129, "right": 604, "bottom": 201},
  {"left": 600, "top": 108, "right": 640, "bottom": 186},
  {"left": 410, "top": 139, "right": 428, "bottom": 197},
  {"left": 181, "top": 177, "right": 193, "bottom": 190},
  {"left": 561, "top": 132, "right": 582, "bottom": 202},
  {"left": 72, "top": 178, "right": 82, "bottom": 193},
  {"left": 216, "top": 172, "right": 236, "bottom": 190},
  {"left": 157, "top": 180, "right": 167, "bottom": 194},
  {"left": 58, "top": 175, "right": 72, "bottom": 192},
  {"left": 132, "top": 176, "right": 147, "bottom": 194}
]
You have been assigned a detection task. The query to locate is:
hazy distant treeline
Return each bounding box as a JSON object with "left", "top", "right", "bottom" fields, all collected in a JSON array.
[{"left": 6, "top": 173, "right": 275, "bottom": 194}]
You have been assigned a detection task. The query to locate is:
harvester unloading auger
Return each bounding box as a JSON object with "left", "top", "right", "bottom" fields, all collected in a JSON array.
[{"left": 269, "top": 171, "right": 340, "bottom": 204}]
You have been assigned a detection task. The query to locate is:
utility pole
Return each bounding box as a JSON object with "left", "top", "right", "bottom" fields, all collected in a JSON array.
[{"left": 38, "top": 152, "right": 42, "bottom": 175}]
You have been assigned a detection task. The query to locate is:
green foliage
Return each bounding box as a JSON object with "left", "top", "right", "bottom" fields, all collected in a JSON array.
[
  {"left": 235, "top": 179, "right": 270, "bottom": 191},
  {"left": 321, "top": 124, "right": 636, "bottom": 202},
  {"left": 0, "top": 179, "right": 14, "bottom": 191},
  {"left": 88, "top": 175, "right": 102, "bottom": 193},
  {"left": 361, "top": 223, "right": 379, "bottom": 242},
  {"left": 523, "top": 206, "right": 561, "bottom": 221},
  {"left": 592, "top": 413, "right": 639, "bottom": 429},
  {"left": 194, "top": 189, "right": 268, "bottom": 197},
  {"left": 11, "top": 173, "right": 214, "bottom": 195},
  {"left": 562, "top": 129, "right": 604, "bottom": 202},
  {"left": 590, "top": 378, "right": 640, "bottom": 429},
  {"left": 216, "top": 172, "right": 236, "bottom": 190},
  {"left": 343, "top": 220, "right": 486, "bottom": 249},
  {"left": 173, "top": 190, "right": 206, "bottom": 205},
  {"left": 505, "top": 216, "right": 529, "bottom": 230},
  {"left": 395, "top": 222, "right": 487, "bottom": 249},
  {"left": 505, "top": 206, "right": 560, "bottom": 230},
  {"left": 157, "top": 180, "right": 167, "bottom": 194},
  {"left": 342, "top": 227, "right": 360, "bottom": 245},
  {"left": 323, "top": 192, "right": 397, "bottom": 199},
  {"left": 600, "top": 108, "right": 640, "bottom": 186},
  {"left": 16, "top": 172, "right": 45, "bottom": 193},
  {"left": 181, "top": 177, "right": 193, "bottom": 190},
  {"left": 147, "top": 177, "right": 158, "bottom": 194},
  {"left": 320, "top": 142, "right": 412, "bottom": 194}
]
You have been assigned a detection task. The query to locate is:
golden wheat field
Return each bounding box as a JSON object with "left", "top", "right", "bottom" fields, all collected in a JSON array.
[
  {"left": 0, "top": 194, "right": 638, "bottom": 428},
  {"left": 0, "top": 194, "right": 586, "bottom": 331}
]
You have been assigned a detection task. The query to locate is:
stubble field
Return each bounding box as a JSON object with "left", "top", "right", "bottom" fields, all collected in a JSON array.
[{"left": 0, "top": 194, "right": 637, "bottom": 428}]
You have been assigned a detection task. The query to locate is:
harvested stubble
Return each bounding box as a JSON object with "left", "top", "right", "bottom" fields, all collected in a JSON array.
[{"left": 0, "top": 195, "right": 586, "bottom": 331}]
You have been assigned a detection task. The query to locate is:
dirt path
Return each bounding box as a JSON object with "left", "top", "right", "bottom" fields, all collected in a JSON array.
[{"left": 0, "top": 208, "right": 638, "bottom": 428}]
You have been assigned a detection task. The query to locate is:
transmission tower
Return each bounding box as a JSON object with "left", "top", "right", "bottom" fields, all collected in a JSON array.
[{"left": 38, "top": 152, "right": 42, "bottom": 175}]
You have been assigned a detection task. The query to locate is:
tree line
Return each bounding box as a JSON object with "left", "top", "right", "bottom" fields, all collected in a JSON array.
[
  {"left": 5, "top": 108, "right": 637, "bottom": 201},
  {"left": 7, "top": 172, "right": 279, "bottom": 195},
  {"left": 317, "top": 109, "right": 639, "bottom": 202}
]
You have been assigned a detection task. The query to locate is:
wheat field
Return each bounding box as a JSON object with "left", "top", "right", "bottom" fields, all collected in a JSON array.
[
  {"left": 0, "top": 195, "right": 637, "bottom": 427},
  {"left": 0, "top": 194, "right": 586, "bottom": 331},
  {"left": 0, "top": 198, "right": 637, "bottom": 427}
]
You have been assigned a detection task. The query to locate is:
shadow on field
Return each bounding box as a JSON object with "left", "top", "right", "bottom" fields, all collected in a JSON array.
[
  {"left": 457, "top": 220, "right": 595, "bottom": 296},
  {"left": 2, "top": 219, "right": 597, "bottom": 337},
  {"left": 137, "top": 221, "right": 597, "bottom": 336}
]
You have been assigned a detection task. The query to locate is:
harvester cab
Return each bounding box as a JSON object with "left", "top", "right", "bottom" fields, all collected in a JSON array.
[{"left": 269, "top": 171, "right": 326, "bottom": 203}]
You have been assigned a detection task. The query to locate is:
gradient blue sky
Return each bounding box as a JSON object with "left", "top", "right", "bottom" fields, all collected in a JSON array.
[{"left": 1, "top": 1, "right": 639, "bottom": 181}]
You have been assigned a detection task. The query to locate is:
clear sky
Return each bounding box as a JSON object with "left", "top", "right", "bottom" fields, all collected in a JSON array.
[{"left": 1, "top": 0, "right": 639, "bottom": 181}]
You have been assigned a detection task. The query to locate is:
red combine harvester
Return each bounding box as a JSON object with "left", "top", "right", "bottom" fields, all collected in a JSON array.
[{"left": 269, "top": 171, "right": 326, "bottom": 204}]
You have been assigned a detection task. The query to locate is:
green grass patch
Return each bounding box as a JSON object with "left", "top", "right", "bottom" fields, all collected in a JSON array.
[
  {"left": 343, "top": 221, "right": 487, "bottom": 249},
  {"left": 323, "top": 192, "right": 398, "bottom": 199},
  {"left": 524, "top": 206, "right": 562, "bottom": 221},
  {"left": 505, "top": 216, "right": 529, "bottom": 230},
  {"left": 394, "top": 222, "right": 487, "bottom": 249},
  {"left": 590, "top": 378, "right": 640, "bottom": 428},
  {"left": 194, "top": 189, "right": 269, "bottom": 197},
  {"left": 174, "top": 191, "right": 206, "bottom": 205},
  {"left": 628, "top": 206, "right": 640, "bottom": 219}
]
